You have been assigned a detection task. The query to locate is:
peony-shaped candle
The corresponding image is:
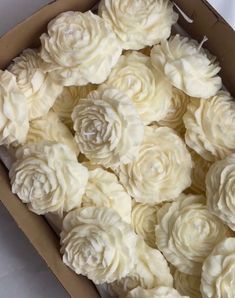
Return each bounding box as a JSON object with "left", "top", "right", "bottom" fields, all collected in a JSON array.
[
  {"left": 184, "top": 92, "right": 235, "bottom": 161},
  {"left": 0, "top": 70, "right": 29, "bottom": 146},
  {"left": 60, "top": 207, "right": 137, "bottom": 284},
  {"left": 8, "top": 49, "right": 63, "bottom": 120},
  {"left": 104, "top": 51, "right": 172, "bottom": 125},
  {"left": 9, "top": 141, "right": 88, "bottom": 215},
  {"left": 151, "top": 35, "right": 222, "bottom": 98},
  {"left": 72, "top": 87, "right": 144, "bottom": 167},
  {"left": 40, "top": 11, "right": 122, "bottom": 86},
  {"left": 206, "top": 154, "right": 235, "bottom": 231},
  {"left": 99, "top": 0, "right": 178, "bottom": 50},
  {"left": 116, "top": 126, "right": 192, "bottom": 204},
  {"left": 82, "top": 163, "right": 132, "bottom": 223},
  {"left": 155, "top": 194, "right": 230, "bottom": 276},
  {"left": 108, "top": 238, "right": 173, "bottom": 297},
  {"left": 26, "top": 111, "right": 79, "bottom": 155},
  {"left": 201, "top": 238, "right": 235, "bottom": 298}
]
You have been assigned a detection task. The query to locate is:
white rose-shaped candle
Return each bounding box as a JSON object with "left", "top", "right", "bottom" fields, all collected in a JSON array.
[
  {"left": 151, "top": 35, "right": 222, "bottom": 98},
  {"left": 104, "top": 51, "right": 172, "bottom": 125},
  {"left": 117, "top": 126, "right": 192, "bottom": 204},
  {"left": 206, "top": 154, "right": 235, "bottom": 231},
  {"left": 8, "top": 49, "right": 62, "bottom": 120},
  {"left": 108, "top": 238, "right": 173, "bottom": 297},
  {"left": 131, "top": 202, "right": 159, "bottom": 248},
  {"left": 126, "top": 286, "right": 188, "bottom": 298},
  {"left": 155, "top": 194, "right": 230, "bottom": 276},
  {"left": 9, "top": 141, "right": 88, "bottom": 215},
  {"left": 0, "top": 70, "right": 29, "bottom": 146},
  {"left": 72, "top": 88, "right": 144, "bottom": 167},
  {"left": 60, "top": 207, "right": 137, "bottom": 284},
  {"left": 40, "top": 11, "right": 122, "bottom": 86},
  {"left": 98, "top": 0, "right": 178, "bottom": 50},
  {"left": 82, "top": 163, "right": 132, "bottom": 223},
  {"left": 26, "top": 111, "right": 79, "bottom": 155},
  {"left": 158, "top": 88, "right": 190, "bottom": 136},
  {"left": 174, "top": 269, "right": 202, "bottom": 298},
  {"left": 52, "top": 84, "right": 96, "bottom": 130},
  {"left": 201, "top": 237, "right": 235, "bottom": 298},
  {"left": 184, "top": 92, "right": 235, "bottom": 161}
]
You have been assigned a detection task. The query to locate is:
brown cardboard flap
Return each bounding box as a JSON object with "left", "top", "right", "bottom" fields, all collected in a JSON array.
[
  {"left": 174, "top": 0, "right": 235, "bottom": 97},
  {"left": 0, "top": 0, "right": 97, "bottom": 69},
  {"left": 0, "top": 162, "right": 100, "bottom": 298}
]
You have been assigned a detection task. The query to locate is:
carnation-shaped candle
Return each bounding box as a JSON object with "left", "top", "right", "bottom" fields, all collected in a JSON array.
[
  {"left": 82, "top": 163, "right": 132, "bottom": 223},
  {"left": 201, "top": 237, "right": 235, "bottom": 298},
  {"left": 126, "top": 286, "right": 188, "bottom": 298},
  {"left": 40, "top": 11, "right": 122, "bottom": 86},
  {"left": 8, "top": 49, "right": 63, "bottom": 120},
  {"left": 60, "top": 207, "right": 137, "bottom": 284},
  {"left": 104, "top": 51, "right": 172, "bottom": 125},
  {"left": 52, "top": 84, "right": 96, "bottom": 130},
  {"left": 174, "top": 269, "right": 202, "bottom": 298},
  {"left": 99, "top": 0, "right": 178, "bottom": 50},
  {"left": 158, "top": 88, "right": 190, "bottom": 136},
  {"left": 108, "top": 238, "right": 173, "bottom": 297},
  {"left": 72, "top": 88, "right": 144, "bottom": 167},
  {"left": 151, "top": 35, "right": 222, "bottom": 98},
  {"left": 155, "top": 194, "right": 230, "bottom": 276},
  {"left": 184, "top": 92, "right": 235, "bottom": 161},
  {"left": 116, "top": 126, "right": 192, "bottom": 204},
  {"left": 9, "top": 142, "right": 88, "bottom": 215},
  {"left": 0, "top": 70, "right": 29, "bottom": 146},
  {"left": 26, "top": 111, "right": 79, "bottom": 155},
  {"left": 206, "top": 154, "right": 235, "bottom": 231},
  {"left": 131, "top": 202, "right": 159, "bottom": 248}
]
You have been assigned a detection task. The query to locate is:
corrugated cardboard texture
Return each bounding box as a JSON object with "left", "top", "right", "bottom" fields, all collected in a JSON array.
[
  {"left": 174, "top": 0, "right": 235, "bottom": 97},
  {"left": 0, "top": 0, "right": 235, "bottom": 297}
]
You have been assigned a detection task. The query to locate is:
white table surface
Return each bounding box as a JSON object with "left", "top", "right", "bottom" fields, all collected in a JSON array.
[{"left": 0, "top": 1, "right": 234, "bottom": 298}]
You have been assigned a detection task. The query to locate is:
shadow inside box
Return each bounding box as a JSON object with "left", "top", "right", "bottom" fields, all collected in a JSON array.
[{"left": 0, "top": 202, "right": 69, "bottom": 298}]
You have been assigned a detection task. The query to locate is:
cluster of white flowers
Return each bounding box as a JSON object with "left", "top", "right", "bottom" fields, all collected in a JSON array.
[{"left": 2, "top": 0, "right": 235, "bottom": 297}]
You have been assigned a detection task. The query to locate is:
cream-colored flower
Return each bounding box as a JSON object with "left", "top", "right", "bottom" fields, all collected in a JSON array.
[
  {"left": 126, "top": 286, "right": 188, "bottom": 298},
  {"left": 8, "top": 49, "right": 62, "bottom": 120},
  {"left": 174, "top": 269, "right": 202, "bottom": 298},
  {"left": 99, "top": 0, "right": 178, "bottom": 50},
  {"left": 0, "top": 70, "right": 29, "bottom": 146},
  {"left": 206, "top": 154, "right": 235, "bottom": 231},
  {"left": 9, "top": 142, "right": 88, "bottom": 215},
  {"left": 188, "top": 150, "right": 211, "bottom": 194},
  {"left": 82, "top": 163, "right": 132, "bottom": 223},
  {"left": 155, "top": 194, "right": 230, "bottom": 276},
  {"left": 104, "top": 51, "right": 172, "bottom": 125},
  {"left": 72, "top": 88, "right": 144, "bottom": 167},
  {"left": 184, "top": 92, "right": 235, "bottom": 162},
  {"left": 108, "top": 238, "right": 173, "bottom": 297},
  {"left": 60, "top": 207, "right": 137, "bottom": 284},
  {"left": 201, "top": 237, "right": 235, "bottom": 298},
  {"left": 40, "top": 11, "right": 122, "bottom": 86},
  {"left": 52, "top": 84, "right": 96, "bottom": 130},
  {"left": 151, "top": 35, "right": 222, "bottom": 98},
  {"left": 158, "top": 88, "right": 190, "bottom": 135},
  {"left": 117, "top": 126, "right": 192, "bottom": 204},
  {"left": 131, "top": 202, "right": 159, "bottom": 248},
  {"left": 26, "top": 111, "right": 79, "bottom": 155}
]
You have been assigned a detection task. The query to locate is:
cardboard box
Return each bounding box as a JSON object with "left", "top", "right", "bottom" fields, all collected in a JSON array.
[{"left": 0, "top": 0, "right": 234, "bottom": 297}]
